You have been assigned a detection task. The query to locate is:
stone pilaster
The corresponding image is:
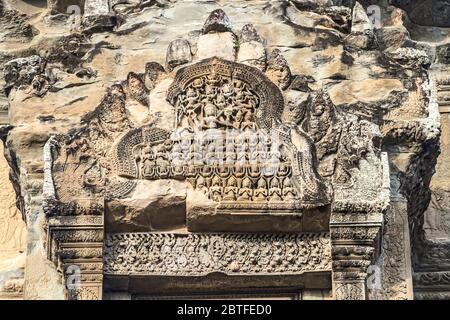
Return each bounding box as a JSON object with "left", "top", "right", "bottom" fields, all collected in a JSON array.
[
  {"left": 330, "top": 152, "right": 389, "bottom": 300},
  {"left": 330, "top": 223, "right": 380, "bottom": 300}
]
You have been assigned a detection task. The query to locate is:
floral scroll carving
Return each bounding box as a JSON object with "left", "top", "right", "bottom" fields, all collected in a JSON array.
[{"left": 104, "top": 232, "right": 331, "bottom": 276}]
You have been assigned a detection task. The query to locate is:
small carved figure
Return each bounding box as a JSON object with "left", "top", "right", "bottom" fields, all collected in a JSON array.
[
  {"left": 189, "top": 143, "right": 203, "bottom": 166},
  {"left": 186, "top": 165, "right": 197, "bottom": 178},
  {"left": 205, "top": 142, "right": 219, "bottom": 165},
  {"left": 233, "top": 165, "right": 246, "bottom": 178},
  {"left": 248, "top": 164, "right": 261, "bottom": 179},
  {"left": 202, "top": 101, "right": 219, "bottom": 129},
  {"left": 217, "top": 104, "right": 236, "bottom": 127},
  {"left": 210, "top": 176, "right": 223, "bottom": 202},
  {"left": 215, "top": 92, "right": 227, "bottom": 110},
  {"left": 269, "top": 177, "right": 283, "bottom": 201},
  {"left": 223, "top": 176, "right": 238, "bottom": 201},
  {"left": 205, "top": 71, "right": 221, "bottom": 86},
  {"left": 278, "top": 163, "right": 289, "bottom": 177},
  {"left": 266, "top": 49, "right": 291, "bottom": 90},
  {"left": 179, "top": 87, "right": 201, "bottom": 128},
  {"left": 221, "top": 82, "right": 234, "bottom": 98},
  {"left": 254, "top": 177, "right": 268, "bottom": 201},
  {"left": 282, "top": 177, "right": 296, "bottom": 200},
  {"left": 236, "top": 140, "right": 248, "bottom": 165},
  {"left": 216, "top": 165, "right": 230, "bottom": 178},
  {"left": 240, "top": 108, "right": 256, "bottom": 130},
  {"left": 196, "top": 176, "right": 208, "bottom": 194},
  {"left": 204, "top": 84, "right": 217, "bottom": 100},
  {"left": 225, "top": 142, "right": 236, "bottom": 164},
  {"left": 172, "top": 164, "right": 185, "bottom": 178},
  {"left": 142, "top": 146, "right": 156, "bottom": 177}
]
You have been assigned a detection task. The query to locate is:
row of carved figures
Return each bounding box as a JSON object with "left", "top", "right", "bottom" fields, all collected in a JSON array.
[
  {"left": 167, "top": 133, "right": 280, "bottom": 155},
  {"left": 193, "top": 174, "right": 299, "bottom": 202},
  {"left": 138, "top": 153, "right": 292, "bottom": 179},
  {"left": 138, "top": 144, "right": 287, "bottom": 179}
]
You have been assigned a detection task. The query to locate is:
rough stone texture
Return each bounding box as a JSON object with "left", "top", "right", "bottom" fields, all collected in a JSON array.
[
  {"left": 0, "top": 0, "right": 449, "bottom": 300},
  {"left": 195, "top": 32, "right": 236, "bottom": 61},
  {"left": 105, "top": 179, "right": 187, "bottom": 233}
]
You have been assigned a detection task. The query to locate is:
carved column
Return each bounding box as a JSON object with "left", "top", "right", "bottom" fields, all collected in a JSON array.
[
  {"left": 330, "top": 221, "right": 379, "bottom": 300},
  {"left": 47, "top": 215, "right": 104, "bottom": 300}
]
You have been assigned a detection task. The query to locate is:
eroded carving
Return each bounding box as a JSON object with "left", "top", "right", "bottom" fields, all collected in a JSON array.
[{"left": 104, "top": 232, "right": 331, "bottom": 275}]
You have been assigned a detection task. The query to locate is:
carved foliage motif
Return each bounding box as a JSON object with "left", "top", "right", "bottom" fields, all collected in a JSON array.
[
  {"left": 104, "top": 232, "right": 331, "bottom": 275},
  {"left": 50, "top": 84, "right": 132, "bottom": 209},
  {"left": 414, "top": 271, "right": 450, "bottom": 287},
  {"left": 68, "top": 287, "right": 101, "bottom": 300}
]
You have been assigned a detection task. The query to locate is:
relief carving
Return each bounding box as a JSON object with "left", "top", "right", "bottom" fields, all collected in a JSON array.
[
  {"left": 107, "top": 57, "right": 332, "bottom": 210},
  {"left": 36, "top": 8, "right": 392, "bottom": 300},
  {"left": 104, "top": 232, "right": 331, "bottom": 276}
]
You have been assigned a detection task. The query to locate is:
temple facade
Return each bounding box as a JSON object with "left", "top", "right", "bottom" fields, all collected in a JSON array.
[{"left": 0, "top": 0, "right": 449, "bottom": 300}]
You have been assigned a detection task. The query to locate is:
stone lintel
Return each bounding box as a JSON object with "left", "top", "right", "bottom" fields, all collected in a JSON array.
[{"left": 413, "top": 270, "right": 450, "bottom": 298}]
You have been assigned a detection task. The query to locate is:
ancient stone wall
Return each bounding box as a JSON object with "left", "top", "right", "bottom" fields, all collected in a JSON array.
[{"left": 0, "top": 143, "right": 26, "bottom": 299}]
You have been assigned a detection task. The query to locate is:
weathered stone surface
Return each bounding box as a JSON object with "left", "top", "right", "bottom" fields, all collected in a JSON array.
[
  {"left": 195, "top": 32, "right": 236, "bottom": 61},
  {"left": 0, "top": 0, "right": 449, "bottom": 301},
  {"left": 392, "top": 0, "right": 450, "bottom": 27},
  {"left": 106, "top": 180, "right": 187, "bottom": 233},
  {"left": 202, "top": 9, "right": 232, "bottom": 34},
  {"left": 351, "top": 1, "right": 373, "bottom": 33},
  {"left": 237, "top": 24, "right": 266, "bottom": 71},
  {"left": 266, "top": 49, "right": 291, "bottom": 90},
  {"left": 166, "top": 39, "right": 192, "bottom": 71}
]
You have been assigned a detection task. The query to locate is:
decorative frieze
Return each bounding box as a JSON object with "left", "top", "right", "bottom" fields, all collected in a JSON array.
[{"left": 104, "top": 232, "right": 331, "bottom": 276}]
